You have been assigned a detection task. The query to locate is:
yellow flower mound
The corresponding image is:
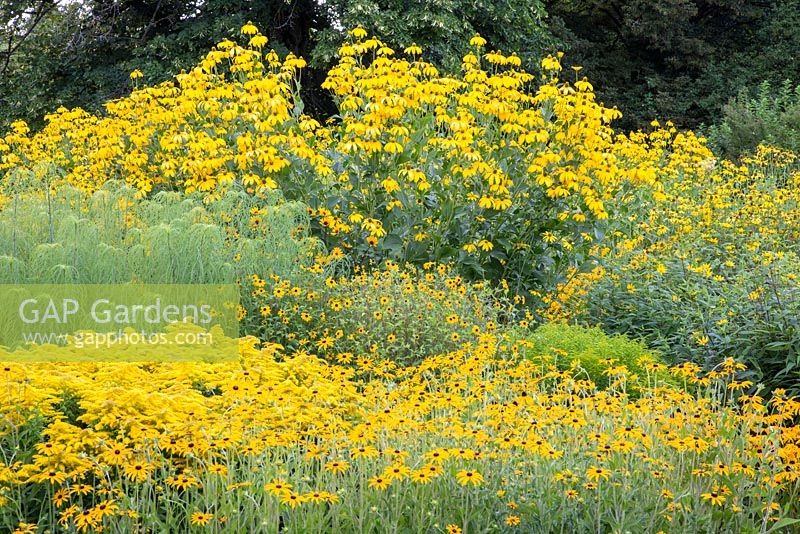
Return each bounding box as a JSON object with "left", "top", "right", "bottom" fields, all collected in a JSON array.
[
  {"left": 1, "top": 338, "right": 798, "bottom": 531},
  {"left": 0, "top": 25, "right": 669, "bottom": 254}
]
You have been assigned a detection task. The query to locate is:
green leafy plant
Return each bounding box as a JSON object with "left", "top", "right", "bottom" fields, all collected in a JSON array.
[
  {"left": 710, "top": 80, "right": 800, "bottom": 158},
  {"left": 244, "top": 262, "right": 515, "bottom": 366},
  {"left": 511, "top": 322, "right": 669, "bottom": 393}
]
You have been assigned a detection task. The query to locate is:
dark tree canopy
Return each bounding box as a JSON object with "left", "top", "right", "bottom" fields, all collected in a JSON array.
[
  {"left": 546, "top": 0, "right": 800, "bottom": 129},
  {"left": 0, "top": 0, "right": 335, "bottom": 129},
  {"left": 313, "top": 0, "right": 553, "bottom": 70},
  {"left": 1, "top": 0, "right": 799, "bottom": 136}
]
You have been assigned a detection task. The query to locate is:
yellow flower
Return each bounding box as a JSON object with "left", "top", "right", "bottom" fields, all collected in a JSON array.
[
  {"left": 586, "top": 467, "right": 611, "bottom": 482},
  {"left": 166, "top": 475, "right": 199, "bottom": 491},
  {"left": 281, "top": 491, "right": 305, "bottom": 509},
  {"left": 455, "top": 470, "right": 484, "bottom": 486},
  {"left": 13, "top": 523, "right": 38, "bottom": 534},
  {"left": 264, "top": 480, "right": 292, "bottom": 496},
  {"left": 404, "top": 43, "right": 422, "bottom": 55},
  {"left": 323, "top": 460, "right": 350, "bottom": 474},
  {"left": 122, "top": 461, "right": 152, "bottom": 482},
  {"left": 701, "top": 492, "right": 726, "bottom": 507},
  {"left": 411, "top": 469, "right": 434, "bottom": 484},
  {"left": 241, "top": 22, "right": 259, "bottom": 36},
  {"left": 191, "top": 512, "right": 213, "bottom": 526},
  {"left": 469, "top": 34, "right": 487, "bottom": 47},
  {"left": 478, "top": 239, "right": 493, "bottom": 251},
  {"left": 368, "top": 475, "right": 391, "bottom": 490},
  {"left": 249, "top": 35, "right": 269, "bottom": 48},
  {"left": 541, "top": 55, "right": 562, "bottom": 71},
  {"left": 350, "top": 26, "right": 367, "bottom": 39}
]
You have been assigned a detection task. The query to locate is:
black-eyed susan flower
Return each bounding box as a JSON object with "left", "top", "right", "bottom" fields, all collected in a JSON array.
[{"left": 456, "top": 470, "right": 483, "bottom": 486}]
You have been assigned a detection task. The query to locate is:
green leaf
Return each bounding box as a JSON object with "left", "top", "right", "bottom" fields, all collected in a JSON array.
[{"left": 766, "top": 517, "right": 800, "bottom": 533}]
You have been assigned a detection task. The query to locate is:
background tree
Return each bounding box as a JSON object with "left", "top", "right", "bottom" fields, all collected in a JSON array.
[
  {"left": 0, "top": 0, "right": 555, "bottom": 131},
  {"left": 313, "top": 0, "right": 552, "bottom": 71},
  {"left": 2, "top": 0, "right": 799, "bottom": 140},
  {"left": 0, "top": 0, "right": 334, "bottom": 130},
  {"left": 546, "top": 0, "right": 800, "bottom": 130}
]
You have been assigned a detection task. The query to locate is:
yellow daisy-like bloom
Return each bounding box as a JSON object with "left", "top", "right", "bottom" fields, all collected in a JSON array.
[
  {"left": 411, "top": 469, "right": 433, "bottom": 484},
  {"left": 586, "top": 467, "right": 611, "bottom": 482},
  {"left": 323, "top": 460, "right": 350, "bottom": 474},
  {"left": 368, "top": 475, "right": 391, "bottom": 490},
  {"left": 281, "top": 491, "right": 305, "bottom": 509},
  {"left": 404, "top": 43, "right": 422, "bottom": 55},
  {"left": 240, "top": 22, "right": 259, "bottom": 36},
  {"left": 264, "top": 480, "right": 292, "bottom": 496},
  {"left": 701, "top": 492, "right": 726, "bottom": 507},
  {"left": 455, "top": 470, "right": 484, "bottom": 486},
  {"left": 350, "top": 26, "right": 367, "bottom": 39},
  {"left": 469, "top": 34, "right": 486, "bottom": 47},
  {"left": 190, "top": 512, "right": 213, "bottom": 526},
  {"left": 249, "top": 35, "right": 268, "bottom": 48}
]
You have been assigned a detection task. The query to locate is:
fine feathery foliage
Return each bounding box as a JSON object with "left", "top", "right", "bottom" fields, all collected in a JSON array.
[
  {"left": 512, "top": 322, "right": 665, "bottom": 394},
  {"left": 0, "top": 179, "right": 319, "bottom": 286}
]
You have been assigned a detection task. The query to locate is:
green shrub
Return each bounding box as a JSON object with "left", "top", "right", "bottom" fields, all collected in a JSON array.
[
  {"left": 511, "top": 322, "right": 668, "bottom": 393},
  {"left": 710, "top": 80, "right": 800, "bottom": 158},
  {"left": 578, "top": 246, "right": 800, "bottom": 395}
]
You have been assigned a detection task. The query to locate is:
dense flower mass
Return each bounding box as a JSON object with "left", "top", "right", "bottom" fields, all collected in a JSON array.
[
  {"left": 2, "top": 339, "right": 799, "bottom": 532},
  {"left": 552, "top": 140, "right": 800, "bottom": 392},
  {"left": 2, "top": 23, "right": 800, "bottom": 534},
  {"left": 0, "top": 25, "right": 673, "bottom": 295}
]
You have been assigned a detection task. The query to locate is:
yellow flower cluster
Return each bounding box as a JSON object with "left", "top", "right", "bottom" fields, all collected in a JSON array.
[
  {"left": 242, "top": 261, "right": 512, "bottom": 366},
  {"left": 318, "top": 31, "right": 662, "bottom": 224},
  {"left": 540, "top": 133, "right": 800, "bottom": 322},
  {"left": 1, "top": 338, "right": 798, "bottom": 531},
  {"left": 0, "top": 25, "right": 317, "bottom": 199},
  {"left": 0, "top": 24, "right": 668, "bottom": 260}
]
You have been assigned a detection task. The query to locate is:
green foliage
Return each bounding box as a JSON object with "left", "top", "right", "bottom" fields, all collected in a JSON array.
[
  {"left": 710, "top": 81, "right": 800, "bottom": 158},
  {"left": 0, "top": 177, "right": 320, "bottom": 290},
  {"left": 547, "top": 0, "right": 800, "bottom": 130},
  {"left": 514, "top": 322, "right": 667, "bottom": 392},
  {"left": 0, "top": 178, "right": 327, "bottom": 342},
  {"left": 580, "top": 247, "right": 800, "bottom": 395},
  {"left": 314, "top": 0, "right": 553, "bottom": 71}
]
